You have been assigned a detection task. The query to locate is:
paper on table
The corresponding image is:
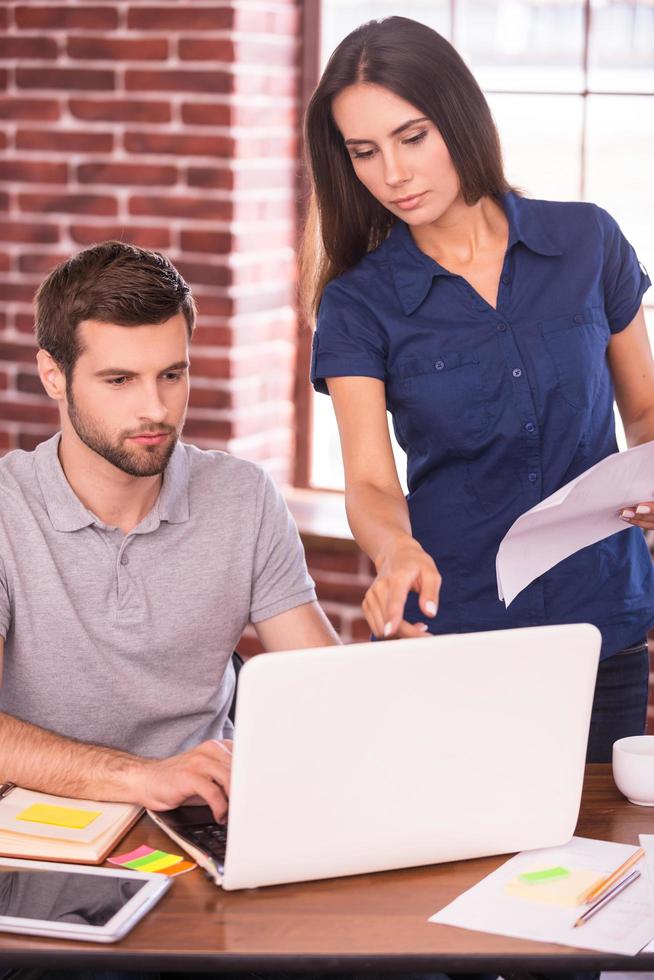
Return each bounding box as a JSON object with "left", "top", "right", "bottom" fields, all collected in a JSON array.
[
  {"left": 496, "top": 440, "right": 654, "bottom": 607},
  {"left": 429, "top": 836, "right": 654, "bottom": 956},
  {"left": 638, "top": 835, "right": 654, "bottom": 952}
]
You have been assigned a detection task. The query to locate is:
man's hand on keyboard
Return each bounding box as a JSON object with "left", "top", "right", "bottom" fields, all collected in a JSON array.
[{"left": 129, "top": 739, "right": 232, "bottom": 822}]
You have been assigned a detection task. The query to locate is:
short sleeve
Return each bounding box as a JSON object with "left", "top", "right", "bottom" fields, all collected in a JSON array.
[
  {"left": 249, "top": 471, "right": 316, "bottom": 624},
  {"left": 595, "top": 206, "right": 651, "bottom": 333},
  {"left": 311, "top": 279, "right": 387, "bottom": 395},
  {"left": 0, "top": 557, "right": 9, "bottom": 640}
]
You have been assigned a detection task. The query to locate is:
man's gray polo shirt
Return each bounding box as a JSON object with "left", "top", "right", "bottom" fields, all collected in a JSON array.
[{"left": 0, "top": 435, "right": 316, "bottom": 757}]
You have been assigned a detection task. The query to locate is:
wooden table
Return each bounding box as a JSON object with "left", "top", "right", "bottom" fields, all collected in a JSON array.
[{"left": 1, "top": 765, "right": 654, "bottom": 974}]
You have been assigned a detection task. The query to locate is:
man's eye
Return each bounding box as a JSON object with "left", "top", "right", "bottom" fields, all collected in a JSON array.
[
  {"left": 162, "top": 372, "right": 182, "bottom": 381},
  {"left": 107, "top": 377, "right": 128, "bottom": 386}
]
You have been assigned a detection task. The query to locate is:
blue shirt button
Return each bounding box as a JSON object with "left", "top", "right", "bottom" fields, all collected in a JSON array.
[
  {"left": 434, "top": 360, "right": 445, "bottom": 371},
  {"left": 528, "top": 472, "right": 538, "bottom": 483},
  {"left": 525, "top": 422, "right": 536, "bottom": 434},
  {"left": 497, "top": 322, "right": 508, "bottom": 332},
  {"left": 512, "top": 368, "right": 522, "bottom": 378},
  {"left": 501, "top": 274, "right": 511, "bottom": 285},
  {"left": 573, "top": 313, "right": 584, "bottom": 324}
]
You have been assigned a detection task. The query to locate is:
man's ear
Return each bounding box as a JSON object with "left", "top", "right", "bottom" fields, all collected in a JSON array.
[{"left": 36, "top": 350, "right": 66, "bottom": 402}]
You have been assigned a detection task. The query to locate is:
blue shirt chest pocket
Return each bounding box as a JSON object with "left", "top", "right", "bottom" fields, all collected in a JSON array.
[
  {"left": 389, "top": 349, "right": 490, "bottom": 454},
  {"left": 538, "top": 307, "right": 610, "bottom": 410}
]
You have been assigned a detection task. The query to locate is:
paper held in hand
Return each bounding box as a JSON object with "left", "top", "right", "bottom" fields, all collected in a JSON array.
[{"left": 496, "top": 440, "right": 654, "bottom": 608}]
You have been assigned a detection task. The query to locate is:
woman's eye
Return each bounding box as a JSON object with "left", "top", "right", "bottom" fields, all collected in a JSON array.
[
  {"left": 403, "top": 131, "right": 426, "bottom": 146},
  {"left": 352, "top": 148, "right": 375, "bottom": 160}
]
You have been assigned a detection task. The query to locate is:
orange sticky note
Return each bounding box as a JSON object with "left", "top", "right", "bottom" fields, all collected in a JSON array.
[{"left": 17, "top": 803, "right": 101, "bottom": 830}]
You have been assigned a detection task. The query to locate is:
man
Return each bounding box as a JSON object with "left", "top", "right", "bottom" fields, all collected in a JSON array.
[{"left": 0, "top": 241, "right": 338, "bottom": 821}]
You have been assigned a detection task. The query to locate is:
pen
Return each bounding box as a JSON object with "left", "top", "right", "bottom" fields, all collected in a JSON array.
[
  {"left": 574, "top": 869, "right": 641, "bottom": 928},
  {"left": 0, "top": 782, "right": 16, "bottom": 800},
  {"left": 583, "top": 846, "right": 645, "bottom": 903}
]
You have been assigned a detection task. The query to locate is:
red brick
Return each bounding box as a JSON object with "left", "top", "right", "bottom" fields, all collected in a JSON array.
[
  {"left": 0, "top": 71, "right": 7, "bottom": 90},
  {"left": 69, "top": 223, "right": 171, "bottom": 249},
  {"left": 234, "top": 134, "right": 297, "bottom": 160},
  {"left": 0, "top": 399, "right": 58, "bottom": 426},
  {"left": 16, "top": 68, "right": 114, "bottom": 92},
  {"left": 15, "top": 6, "right": 119, "bottom": 30},
  {"left": 0, "top": 98, "right": 60, "bottom": 121},
  {"left": 186, "top": 355, "right": 229, "bottom": 379},
  {"left": 0, "top": 431, "right": 12, "bottom": 452},
  {"left": 178, "top": 39, "right": 233, "bottom": 61},
  {"left": 233, "top": 198, "right": 295, "bottom": 223},
  {"left": 175, "top": 260, "right": 230, "bottom": 288},
  {"left": 0, "top": 373, "right": 8, "bottom": 390},
  {"left": 0, "top": 193, "right": 7, "bottom": 211},
  {"left": 0, "top": 221, "right": 59, "bottom": 244},
  {"left": 18, "top": 253, "right": 69, "bottom": 274},
  {"left": 306, "top": 551, "right": 363, "bottom": 575},
  {"left": 127, "top": 7, "right": 232, "bottom": 31},
  {"left": 231, "top": 103, "right": 296, "bottom": 128},
  {"left": 180, "top": 230, "right": 231, "bottom": 254},
  {"left": 312, "top": 575, "right": 369, "bottom": 605},
  {"left": 69, "top": 98, "right": 171, "bottom": 124},
  {"left": 0, "top": 159, "right": 67, "bottom": 183},
  {"left": 0, "top": 341, "right": 38, "bottom": 363},
  {"left": 17, "top": 372, "right": 44, "bottom": 396},
  {"left": 3, "top": 283, "right": 39, "bottom": 303},
  {"left": 234, "top": 73, "right": 296, "bottom": 99},
  {"left": 233, "top": 168, "right": 294, "bottom": 192},
  {"left": 18, "top": 431, "right": 57, "bottom": 452},
  {"left": 78, "top": 162, "right": 177, "bottom": 186},
  {"left": 351, "top": 617, "right": 374, "bottom": 641},
  {"left": 186, "top": 167, "right": 233, "bottom": 190},
  {"left": 0, "top": 37, "right": 59, "bottom": 59},
  {"left": 19, "top": 193, "right": 118, "bottom": 216},
  {"left": 67, "top": 37, "right": 168, "bottom": 61},
  {"left": 192, "top": 294, "right": 232, "bottom": 318},
  {"left": 125, "top": 132, "right": 232, "bottom": 157},
  {"left": 16, "top": 130, "right": 113, "bottom": 153},
  {"left": 230, "top": 286, "right": 295, "bottom": 315},
  {"left": 191, "top": 325, "right": 231, "bottom": 347},
  {"left": 180, "top": 103, "right": 230, "bottom": 127},
  {"left": 129, "top": 195, "right": 230, "bottom": 222},
  {"left": 188, "top": 386, "right": 231, "bottom": 411},
  {"left": 0, "top": 252, "right": 9, "bottom": 272},
  {"left": 14, "top": 313, "right": 36, "bottom": 334},
  {"left": 126, "top": 69, "right": 230, "bottom": 95},
  {"left": 0, "top": 11, "right": 6, "bottom": 31},
  {"left": 182, "top": 418, "right": 231, "bottom": 441}
]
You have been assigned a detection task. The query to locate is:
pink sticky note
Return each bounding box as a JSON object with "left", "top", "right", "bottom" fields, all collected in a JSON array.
[{"left": 109, "top": 844, "right": 154, "bottom": 866}]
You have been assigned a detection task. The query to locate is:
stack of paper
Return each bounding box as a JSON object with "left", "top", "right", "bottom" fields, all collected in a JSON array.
[{"left": 429, "top": 836, "right": 654, "bottom": 955}]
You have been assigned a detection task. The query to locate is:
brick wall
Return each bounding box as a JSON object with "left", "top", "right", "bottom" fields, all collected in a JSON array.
[{"left": 0, "top": 1, "right": 301, "bottom": 483}]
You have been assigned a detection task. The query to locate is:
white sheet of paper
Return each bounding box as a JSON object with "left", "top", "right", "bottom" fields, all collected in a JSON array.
[
  {"left": 638, "top": 835, "right": 654, "bottom": 952},
  {"left": 429, "top": 836, "right": 654, "bottom": 956},
  {"left": 496, "top": 440, "right": 654, "bottom": 607}
]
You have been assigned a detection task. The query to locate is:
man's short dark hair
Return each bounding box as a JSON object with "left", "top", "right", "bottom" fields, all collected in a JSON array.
[{"left": 34, "top": 241, "right": 196, "bottom": 382}]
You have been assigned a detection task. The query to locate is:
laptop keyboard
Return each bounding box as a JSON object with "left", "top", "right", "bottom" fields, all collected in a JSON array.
[{"left": 182, "top": 823, "right": 228, "bottom": 863}]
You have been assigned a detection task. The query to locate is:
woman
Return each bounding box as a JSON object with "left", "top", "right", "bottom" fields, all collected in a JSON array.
[{"left": 303, "top": 16, "right": 654, "bottom": 762}]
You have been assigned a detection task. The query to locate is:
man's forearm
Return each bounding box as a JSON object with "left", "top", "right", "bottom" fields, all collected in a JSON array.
[{"left": 0, "top": 711, "right": 142, "bottom": 802}]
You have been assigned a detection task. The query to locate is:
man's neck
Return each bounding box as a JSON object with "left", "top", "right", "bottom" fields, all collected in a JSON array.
[{"left": 57, "top": 433, "right": 163, "bottom": 534}]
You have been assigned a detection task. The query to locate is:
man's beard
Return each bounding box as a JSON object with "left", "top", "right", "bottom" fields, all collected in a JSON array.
[{"left": 67, "top": 391, "right": 179, "bottom": 478}]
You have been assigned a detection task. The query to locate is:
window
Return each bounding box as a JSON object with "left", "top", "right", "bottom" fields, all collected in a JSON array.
[{"left": 306, "top": 0, "right": 654, "bottom": 488}]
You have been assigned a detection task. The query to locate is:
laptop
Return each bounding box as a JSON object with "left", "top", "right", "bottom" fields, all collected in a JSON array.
[{"left": 148, "top": 622, "right": 600, "bottom": 890}]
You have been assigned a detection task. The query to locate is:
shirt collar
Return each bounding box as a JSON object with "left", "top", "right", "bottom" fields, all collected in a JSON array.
[
  {"left": 34, "top": 433, "right": 190, "bottom": 533},
  {"left": 389, "top": 191, "right": 563, "bottom": 316}
]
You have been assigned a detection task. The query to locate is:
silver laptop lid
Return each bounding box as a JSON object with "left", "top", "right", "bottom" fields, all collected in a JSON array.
[{"left": 223, "top": 623, "right": 600, "bottom": 890}]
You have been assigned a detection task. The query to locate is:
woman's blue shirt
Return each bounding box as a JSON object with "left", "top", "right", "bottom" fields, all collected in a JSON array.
[{"left": 311, "top": 192, "right": 654, "bottom": 657}]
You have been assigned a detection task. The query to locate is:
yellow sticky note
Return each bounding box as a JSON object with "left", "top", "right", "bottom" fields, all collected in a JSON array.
[
  {"left": 505, "top": 867, "right": 603, "bottom": 908},
  {"left": 139, "top": 853, "right": 186, "bottom": 873},
  {"left": 17, "top": 803, "right": 101, "bottom": 830}
]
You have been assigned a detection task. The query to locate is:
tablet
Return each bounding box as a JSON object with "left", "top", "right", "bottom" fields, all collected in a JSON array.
[{"left": 0, "top": 857, "right": 171, "bottom": 943}]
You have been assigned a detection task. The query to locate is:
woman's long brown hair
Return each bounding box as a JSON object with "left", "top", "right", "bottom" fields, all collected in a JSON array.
[{"left": 299, "top": 16, "right": 511, "bottom": 321}]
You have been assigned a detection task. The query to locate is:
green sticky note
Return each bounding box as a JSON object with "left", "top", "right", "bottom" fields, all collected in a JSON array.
[
  {"left": 519, "top": 866, "right": 570, "bottom": 884},
  {"left": 125, "top": 849, "right": 170, "bottom": 869}
]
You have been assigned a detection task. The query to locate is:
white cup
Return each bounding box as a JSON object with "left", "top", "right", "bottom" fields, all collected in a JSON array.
[{"left": 613, "top": 735, "right": 654, "bottom": 806}]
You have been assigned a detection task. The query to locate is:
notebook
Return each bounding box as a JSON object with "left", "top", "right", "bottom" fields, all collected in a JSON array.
[
  {"left": 0, "top": 785, "right": 142, "bottom": 864},
  {"left": 149, "top": 622, "right": 601, "bottom": 890}
]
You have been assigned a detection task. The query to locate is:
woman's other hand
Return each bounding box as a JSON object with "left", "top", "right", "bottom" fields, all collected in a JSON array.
[
  {"left": 364, "top": 535, "right": 441, "bottom": 639},
  {"left": 621, "top": 501, "right": 654, "bottom": 532}
]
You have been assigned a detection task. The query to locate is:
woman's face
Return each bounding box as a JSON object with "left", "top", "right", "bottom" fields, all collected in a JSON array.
[{"left": 331, "top": 83, "right": 462, "bottom": 226}]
